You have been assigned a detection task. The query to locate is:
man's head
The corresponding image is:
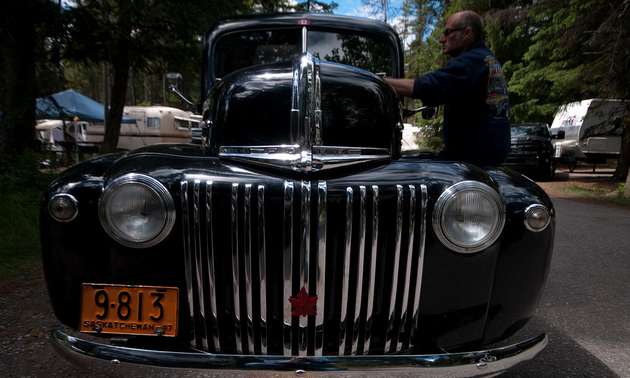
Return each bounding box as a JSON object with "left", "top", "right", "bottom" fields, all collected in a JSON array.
[{"left": 439, "top": 11, "right": 484, "bottom": 57}]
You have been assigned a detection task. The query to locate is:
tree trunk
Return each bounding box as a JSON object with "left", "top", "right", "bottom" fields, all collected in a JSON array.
[
  {"left": 102, "top": 63, "right": 110, "bottom": 125},
  {"left": 0, "top": 0, "right": 37, "bottom": 157},
  {"left": 613, "top": 114, "right": 630, "bottom": 181},
  {"left": 102, "top": 0, "right": 131, "bottom": 153},
  {"left": 103, "top": 53, "right": 130, "bottom": 152}
]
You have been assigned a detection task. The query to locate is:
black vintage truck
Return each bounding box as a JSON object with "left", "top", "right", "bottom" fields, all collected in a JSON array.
[{"left": 42, "top": 12, "right": 554, "bottom": 376}]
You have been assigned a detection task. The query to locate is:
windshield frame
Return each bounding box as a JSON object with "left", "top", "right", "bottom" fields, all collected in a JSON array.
[{"left": 202, "top": 13, "right": 403, "bottom": 98}]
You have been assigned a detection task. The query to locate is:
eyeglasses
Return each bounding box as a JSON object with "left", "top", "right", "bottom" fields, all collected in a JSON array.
[{"left": 443, "top": 28, "right": 466, "bottom": 37}]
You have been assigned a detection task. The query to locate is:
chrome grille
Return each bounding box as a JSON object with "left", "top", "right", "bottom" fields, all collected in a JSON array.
[{"left": 181, "top": 179, "right": 427, "bottom": 356}]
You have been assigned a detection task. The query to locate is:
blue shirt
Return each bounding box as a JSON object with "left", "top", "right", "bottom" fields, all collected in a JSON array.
[{"left": 412, "top": 39, "right": 510, "bottom": 167}]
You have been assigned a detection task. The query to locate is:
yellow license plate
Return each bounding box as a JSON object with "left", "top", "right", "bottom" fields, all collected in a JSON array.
[{"left": 79, "top": 283, "right": 179, "bottom": 337}]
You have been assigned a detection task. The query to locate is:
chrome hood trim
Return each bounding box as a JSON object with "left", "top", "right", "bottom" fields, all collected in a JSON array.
[
  {"left": 52, "top": 329, "right": 547, "bottom": 376},
  {"left": 218, "top": 52, "right": 391, "bottom": 172},
  {"left": 219, "top": 145, "right": 391, "bottom": 171}
]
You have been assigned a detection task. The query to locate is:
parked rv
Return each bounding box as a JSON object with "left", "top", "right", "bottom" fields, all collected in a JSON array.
[
  {"left": 40, "top": 106, "right": 199, "bottom": 152},
  {"left": 550, "top": 99, "right": 626, "bottom": 170},
  {"left": 120, "top": 106, "right": 199, "bottom": 150}
]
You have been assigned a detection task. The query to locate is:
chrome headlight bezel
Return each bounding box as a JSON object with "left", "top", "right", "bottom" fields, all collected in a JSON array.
[
  {"left": 432, "top": 181, "right": 506, "bottom": 254},
  {"left": 99, "top": 174, "right": 175, "bottom": 248}
]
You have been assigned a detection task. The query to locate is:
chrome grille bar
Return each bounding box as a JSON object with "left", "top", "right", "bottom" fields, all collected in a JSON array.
[
  {"left": 350, "top": 186, "right": 367, "bottom": 355},
  {"left": 412, "top": 186, "right": 428, "bottom": 337},
  {"left": 258, "top": 185, "right": 268, "bottom": 354},
  {"left": 244, "top": 184, "right": 255, "bottom": 353},
  {"left": 283, "top": 181, "right": 294, "bottom": 356},
  {"left": 182, "top": 179, "right": 426, "bottom": 356},
  {"left": 231, "top": 183, "right": 242, "bottom": 353},
  {"left": 362, "top": 185, "right": 379, "bottom": 354},
  {"left": 299, "top": 181, "right": 311, "bottom": 355},
  {"left": 205, "top": 181, "right": 220, "bottom": 352},
  {"left": 384, "top": 185, "right": 404, "bottom": 353},
  {"left": 338, "top": 186, "right": 353, "bottom": 353},
  {"left": 181, "top": 181, "right": 197, "bottom": 346},
  {"left": 314, "top": 181, "right": 327, "bottom": 356},
  {"left": 193, "top": 181, "right": 209, "bottom": 351},
  {"left": 397, "top": 185, "right": 416, "bottom": 352}
]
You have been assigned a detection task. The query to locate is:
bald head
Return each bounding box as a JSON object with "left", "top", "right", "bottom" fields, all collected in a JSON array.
[
  {"left": 455, "top": 11, "right": 484, "bottom": 41},
  {"left": 439, "top": 10, "right": 484, "bottom": 57}
]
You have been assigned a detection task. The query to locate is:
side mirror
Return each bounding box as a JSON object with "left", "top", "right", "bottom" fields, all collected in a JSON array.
[
  {"left": 165, "top": 72, "right": 183, "bottom": 93},
  {"left": 403, "top": 105, "right": 441, "bottom": 120},
  {"left": 421, "top": 106, "right": 441, "bottom": 120},
  {"left": 165, "top": 72, "right": 196, "bottom": 108}
]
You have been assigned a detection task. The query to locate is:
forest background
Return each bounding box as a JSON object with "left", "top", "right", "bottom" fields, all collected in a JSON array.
[{"left": 2, "top": 0, "right": 630, "bottom": 181}]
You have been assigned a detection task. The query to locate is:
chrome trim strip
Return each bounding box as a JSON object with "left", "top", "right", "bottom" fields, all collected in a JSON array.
[
  {"left": 299, "top": 181, "right": 312, "bottom": 356},
  {"left": 230, "top": 183, "right": 242, "bottom": 353},
  {"left": 205, "top": 181, "right": 220, "bottom": 352},
  {"left": 339, "top": 186, "right": 353, "bottom": 354},
  {"left": 350, "top": 186, "right": 367, "bottom": 355},
  {"left": 244, "top": 184, "right": 255, "bottom": 354},
  {"left": 412, "top": 185, "right": 428, "bottom": 335},
  {"left": 290, "top": 53, "right": 319, "bottom": 171},
  {"left": 193, "top": 181, "right": 209, "bottom": 351},
  {"left": 258, "top": 185, "right": 267, "bottom": 355},
  {"left": 315, "top": 181, "right": 327, "bottom": 356},
  {"left": 397, "top": 185, "right": 416, "bottom": 352},
  {"left": 180, "top": 181, "right": 197, "bottom": 347},
  {"left": 363, "top": 185, "right": 379, "bottom": 355},
  {"left": 283, "top": 181, "right": 294, "bottom": 355},
  {"left": 52, "top": 329, "right": 548, "bottom": 376},
  {"left": 219, "top": 146, "right": 390, "bottom": 172},
  {"left": 384, "top": 185, "right": 404, "bottom": 353}
]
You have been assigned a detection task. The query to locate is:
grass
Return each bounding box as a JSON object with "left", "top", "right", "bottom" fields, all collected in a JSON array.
[
  {"left": 0, "top": 151, "right": 58, "bottom": 282},
  {"left": 538, "top": 162, "right": 630, "bottom": 208}
]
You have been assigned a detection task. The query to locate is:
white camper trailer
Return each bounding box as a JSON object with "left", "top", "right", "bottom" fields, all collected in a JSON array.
[
  {"left": 49, "top": 106, "right": 199, "bottom": 151},
  {"left": 119, "top": 106, "right": 199, "bottom": 150},
  {"left": 550, "top": 99, "right": 625, "bottom": 169}
]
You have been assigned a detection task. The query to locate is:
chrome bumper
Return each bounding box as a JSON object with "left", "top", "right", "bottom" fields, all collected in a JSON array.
[{"left": 52, "top": 329, "right": 547, "bottom": 377}]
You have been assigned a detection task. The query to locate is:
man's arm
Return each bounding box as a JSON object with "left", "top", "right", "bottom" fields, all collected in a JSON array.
[{"left": 385, "top": 78, "right": 415, "bottom": 98}]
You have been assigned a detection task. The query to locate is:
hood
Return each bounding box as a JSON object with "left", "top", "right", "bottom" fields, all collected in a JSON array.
[{"left": 204, "top": 53, "right": 399, "bottom": 173}]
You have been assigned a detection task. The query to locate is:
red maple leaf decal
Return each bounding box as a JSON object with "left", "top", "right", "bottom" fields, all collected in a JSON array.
[{"left": 289, "top": 287, "right": 318, "bottom": 317}]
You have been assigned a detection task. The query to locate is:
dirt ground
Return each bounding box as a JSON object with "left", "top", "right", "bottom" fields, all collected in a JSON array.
[{"left": 1, "top": 168, "right": 627, "bottom": 377}]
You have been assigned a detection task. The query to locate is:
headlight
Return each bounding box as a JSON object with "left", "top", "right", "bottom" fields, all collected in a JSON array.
[
  {"left": 433, "top": 181, "right": 505, "bottom": 253},
  {"left": 99, "top": 174, "right": 175, "bottom": 248}
]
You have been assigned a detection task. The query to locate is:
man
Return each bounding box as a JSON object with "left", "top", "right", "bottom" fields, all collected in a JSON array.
[{"left": 387, "top": 10, "right": 510, "bottom": 167}]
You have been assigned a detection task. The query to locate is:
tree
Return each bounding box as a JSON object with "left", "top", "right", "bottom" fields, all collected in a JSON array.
[
  {"left": 507, "top": 0, "right": 630, "bottom": 180},
  {"left": 360, "top": 0, "right": 399, "bottom": 22},
  {"left": 1, "top": 0, "right": 66, "bottom": 158}
]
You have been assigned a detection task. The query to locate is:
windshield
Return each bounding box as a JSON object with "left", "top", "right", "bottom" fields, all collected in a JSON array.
[
  {"left": 213, "top": 28, "right": 393, "bottom": 79},
  {"left": 510, "top": 124, "right": 550, "bottom": 138}
]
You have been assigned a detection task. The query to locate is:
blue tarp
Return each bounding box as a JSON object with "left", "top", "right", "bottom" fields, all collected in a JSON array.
[{"left": 36, "top": 89, "right": 136, "bottom": 124}]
